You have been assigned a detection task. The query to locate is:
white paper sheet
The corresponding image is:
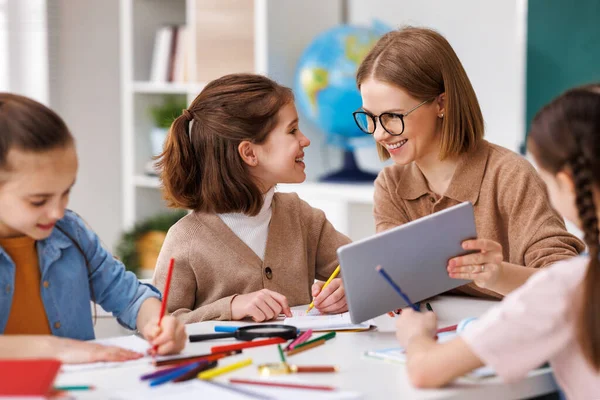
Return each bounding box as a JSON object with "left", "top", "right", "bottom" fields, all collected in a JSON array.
[
  {"left": 283, "top": 310, "right": 374, "bottom": 331},
  {"left": 61, "top": 335, "right": 196, "bottom": 373}
]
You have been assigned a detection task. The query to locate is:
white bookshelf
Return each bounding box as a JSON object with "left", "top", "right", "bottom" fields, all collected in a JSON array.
[{"left": 119, "top": 0, "right": 375, "bottom": 241}]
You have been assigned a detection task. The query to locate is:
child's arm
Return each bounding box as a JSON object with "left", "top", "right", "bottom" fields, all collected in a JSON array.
[
  {"left": 395, "top": 310, "right": 484, "bottom": 387},
  {"left": 0, "top": 335, "right": 143, "bottom": 364}
]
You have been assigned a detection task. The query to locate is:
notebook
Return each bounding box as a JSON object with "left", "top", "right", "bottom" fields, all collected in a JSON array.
[
  {"left": 0, "top": 359, "right": 62, "bottom": 396},
  {"left": 283, "top": 309, "right": 375, "bottom": 331}
]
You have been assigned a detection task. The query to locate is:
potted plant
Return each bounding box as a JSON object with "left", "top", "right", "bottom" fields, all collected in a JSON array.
[
  {"left": 147, "top": 95, "right": 187, "bottom": 175},
  {"left": 115, "top": 210, "right": 187, "bottom": 278}
]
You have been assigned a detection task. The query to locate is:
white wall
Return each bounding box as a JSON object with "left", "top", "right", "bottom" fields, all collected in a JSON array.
[
  {"left": 1, "top": 0, "right": 48, "bottom": 102},
  {"left": 349, "top": 0, "right": 528, "bottom": 153},
  {"left": 47, "top": 0, "right": 122, "bottom": 250}
]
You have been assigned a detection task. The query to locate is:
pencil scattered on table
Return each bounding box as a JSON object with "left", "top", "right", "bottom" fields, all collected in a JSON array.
[{"left": 197, "top": 358, "right": 253, "bottom": 380}]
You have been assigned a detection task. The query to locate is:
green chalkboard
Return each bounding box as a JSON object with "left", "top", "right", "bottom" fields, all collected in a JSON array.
[{"left": 524, "top": 0, "right": 600, "bottom": 153}]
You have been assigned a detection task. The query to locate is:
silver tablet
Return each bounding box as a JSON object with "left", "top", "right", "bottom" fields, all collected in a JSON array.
[{"left": 338, "top": 201, "right": 477, "bottom": 324}]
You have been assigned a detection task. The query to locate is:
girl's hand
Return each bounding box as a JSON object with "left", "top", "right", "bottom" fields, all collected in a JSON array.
[
  {"left": 141, "top": 315, "right": 187, "bottom": 356},
  {"left": 50, "top": 337, "right": 144, "bottom": 364},
  {"left": 311, "top": 278, "right": 347, "bottom": 314},
  {"left": 231, "top": 289, "right": 292, "bottom": 322},
  {"left": 395, "top": 308, "right": 437, "bottom": 347},
  {"left": 447, "top": 239, "right": 504, "bottom": 289}
]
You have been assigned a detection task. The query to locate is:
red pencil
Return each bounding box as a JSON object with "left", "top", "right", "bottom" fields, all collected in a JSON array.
[
  {"left": 211, "top": 337, "right": 286, "bottom": 353},
  {"left": 230, "top": 378, "right": 335, "bottom": 391},
  {"left": 154, "top": 257, "right": 175, "bottom": 353},
  {"left": 436, "top": 324, "right": 458, "bottom": 334}
]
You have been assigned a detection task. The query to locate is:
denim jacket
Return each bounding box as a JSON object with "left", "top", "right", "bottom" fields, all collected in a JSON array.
[{"left": 0, "top": 210, "right": 161, "bottom": 340}]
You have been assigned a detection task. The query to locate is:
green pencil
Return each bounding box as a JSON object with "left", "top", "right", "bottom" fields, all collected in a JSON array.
[
  {"left": 426, "top": 302, "right": 434, "bottom": 312},
  {"left": 294, "top": 331, "right": 336, "bottom": 349},
  {"left": 54, "top": 385, "right": 94, "bottom": 391},
  {"left": 277, "top": 344, "right": 286, "bottom": 363}
]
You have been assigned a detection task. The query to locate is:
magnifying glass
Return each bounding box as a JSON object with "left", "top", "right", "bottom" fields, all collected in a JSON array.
[{"left": 189, "top": 324, "right": 298, "bottom": 343}]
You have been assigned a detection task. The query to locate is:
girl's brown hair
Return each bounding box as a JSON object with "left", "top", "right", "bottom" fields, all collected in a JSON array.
[
  {"left": 157, "top": 73, "right": 293, "bottom": 216},
  {"left": 356, "top": 26, "right": 484, "bottom": 161},
  {"left": 528, "top": 83, "right": 600, "bottom": 370},
  {"left": 0, "top": 93, "right": 73, "bottom": 171}
]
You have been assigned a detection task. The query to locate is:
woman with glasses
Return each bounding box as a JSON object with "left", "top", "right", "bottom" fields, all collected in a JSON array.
[{"left": 355, "top": 27, "right": 583, "bottom": 298}]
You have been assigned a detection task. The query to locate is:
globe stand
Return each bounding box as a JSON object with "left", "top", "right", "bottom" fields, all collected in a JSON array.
[{"left": 319, "top": 150, "right": 377, "bottom": 183}]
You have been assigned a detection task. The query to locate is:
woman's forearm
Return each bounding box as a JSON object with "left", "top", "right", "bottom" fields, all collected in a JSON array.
[{"left": 486, "top": 262, "right": 538, "bottom": 296}]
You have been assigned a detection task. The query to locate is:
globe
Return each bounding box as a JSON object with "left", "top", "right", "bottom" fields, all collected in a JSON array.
[{"left": 295, "top": 23, "right": 390, "bottom": 182}]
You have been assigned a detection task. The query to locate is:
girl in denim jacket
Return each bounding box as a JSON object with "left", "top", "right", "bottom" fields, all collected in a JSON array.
[{"left": 0, "top": 93, "right": 186, "bottom": 364}]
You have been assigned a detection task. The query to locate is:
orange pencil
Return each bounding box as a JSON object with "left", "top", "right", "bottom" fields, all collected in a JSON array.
[{"left": 154, "top": 257, "right": 175, "bottom": 353}]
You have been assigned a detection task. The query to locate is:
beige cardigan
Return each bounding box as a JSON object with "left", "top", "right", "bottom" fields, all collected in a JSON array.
[
  {"left": 153, "top": 192, "right": 351, "bottom": 323},
  {"left": 373, "top": 140, "right": 584, "bottom": 299}
]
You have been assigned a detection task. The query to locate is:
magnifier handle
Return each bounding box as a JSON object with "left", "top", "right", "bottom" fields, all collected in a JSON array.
[{"left": 189, "top": 332, "right": 235, "bottom": 342}]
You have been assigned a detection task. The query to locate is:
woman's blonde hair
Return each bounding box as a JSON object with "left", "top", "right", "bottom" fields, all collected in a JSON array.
[{"left": 356, "top": 26, "right": 484, "bottom": 161}]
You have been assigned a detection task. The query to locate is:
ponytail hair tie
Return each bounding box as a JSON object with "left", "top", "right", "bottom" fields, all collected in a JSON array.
[{"left": 182, "top": 109, "right": 193, "bottom": 121}]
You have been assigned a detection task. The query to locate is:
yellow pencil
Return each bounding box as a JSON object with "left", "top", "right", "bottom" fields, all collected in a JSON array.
[
  {"left": 197, "top": 358, "right": 252, "bottom": 380},
  {"left": 306, "top": 265, "right": 340, "bottom": 313}
]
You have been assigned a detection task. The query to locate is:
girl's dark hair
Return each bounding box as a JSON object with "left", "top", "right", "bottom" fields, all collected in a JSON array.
[
  {"left": 528, "top": 83, "right": 600, "bottom": 371},
  {"left": 0, "top": 93, "right": 73, "bottom": 172},
  {"left": 156, "top": 73, "right": 294, "bottom": 216},
  {"left": 0, "top": 93, "right": 97, "bottom": 322}
]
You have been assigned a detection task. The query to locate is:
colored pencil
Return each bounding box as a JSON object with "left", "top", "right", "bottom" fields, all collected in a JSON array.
[
  {"left": 153, "top": 349, "right": 241, "bottom": 367},
  {"left": 306, "top": 265, "right": 340, "bottom": 312},
  {"left": 437, "top": 324, "right": 458, "bottom": 334},
  {"left": 426, "top": 302, "right": 433, "bottom": 312},
  {"left": 292, "top": 331, "right": 335, "bottom": 349},
  {"left": 286, "top": 339, "right": 325, "bottom": 356},
  {"left": 54, "top": 385, "right": 94, "bottom": 391},
  {"left": 375, "top": 265, "right": 419, "bottom": 311},
  {"left": 214, "top": 326, "right": 239, "bottom": 333},
  {"left": 277, "top": 344, "right": 286, "bottom": 363},
  {"left": 154, "top": 257, "right": 175, "bottom": 353},
  {"left": 292, "top": 365, "right": 338, "bottom": 373},
  {"left": 230, "top": 378, "right": 335, "bottom": 392},
  {"left": 141, "top": 362, "right": 194, "bottom": 381},
  {"left": 197, "top": 358, "right": 252, "bottom": 380},
  {"left": 286, "top": 329, "right": 312, "bottom": 351},
  {"left": 211, "top": 337, "right": 286, "bottom": 353},
  {"left": 172, "top": 361, "right": 217, "bottom": 383},
  {"left": 149, "top": 362, "right": 201, "bottom": 387}
]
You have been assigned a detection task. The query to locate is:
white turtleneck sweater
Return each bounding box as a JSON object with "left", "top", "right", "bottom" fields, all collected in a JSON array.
[{"left": 217, "top": 187, "right": 274, "bottom": 261}]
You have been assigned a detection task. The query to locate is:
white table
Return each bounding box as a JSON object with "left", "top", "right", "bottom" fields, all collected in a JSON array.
[{"left": 57, "top": 296, "right": 558, "bottom": 399}]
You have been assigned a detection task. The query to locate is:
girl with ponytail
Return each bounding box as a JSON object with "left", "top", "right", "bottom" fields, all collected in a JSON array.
[
  {"left": 391, "top": 84, "right": 600, "bottom": 397},
  {"left": 153, "top": 74, "right": 351, "bottom": 323},
  {"left": 357, "top": 26, "right": 583, "bottom": 299}
]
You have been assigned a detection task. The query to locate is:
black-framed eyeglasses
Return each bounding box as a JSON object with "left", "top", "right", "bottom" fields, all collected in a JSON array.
[{"left": 353, "top": 98, "right": 435, "bottom": 136}]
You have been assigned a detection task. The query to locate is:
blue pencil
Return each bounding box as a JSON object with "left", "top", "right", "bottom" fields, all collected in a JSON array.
[
  {"left": 375, "top": 265, "right": 420, "bottom": 311},
  {"left": 148, "top": 362, "right": 203, "bottom": 387},
  {"left": 214, "top": 326, "right": 239, "bottom": 333}
]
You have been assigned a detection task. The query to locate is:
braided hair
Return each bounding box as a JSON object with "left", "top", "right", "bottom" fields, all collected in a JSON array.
[{"left": 528, "top": 84, "right": 600, "bottom": 370}]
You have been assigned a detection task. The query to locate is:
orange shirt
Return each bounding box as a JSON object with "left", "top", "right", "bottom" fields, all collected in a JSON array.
[{"left": 1, "top": 236, "right": 51, "bottom": 334}]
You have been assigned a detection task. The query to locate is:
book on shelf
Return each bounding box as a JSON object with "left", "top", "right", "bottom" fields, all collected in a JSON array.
[{"left": 150, "top": 25, "right": 189, "bottom": 84}]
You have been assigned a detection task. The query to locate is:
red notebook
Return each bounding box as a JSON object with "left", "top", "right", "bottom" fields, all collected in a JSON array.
[{"left": 0, "top": 359, "right": 62, "bottom": 396}]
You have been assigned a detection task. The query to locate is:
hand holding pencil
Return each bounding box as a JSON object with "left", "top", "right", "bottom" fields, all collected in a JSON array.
[
  {"left": 139, "top": 258, "right": 187, "bottom": 356},
  {"left": 308, "top": 265, "right": 348, "bottom": 314}
]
